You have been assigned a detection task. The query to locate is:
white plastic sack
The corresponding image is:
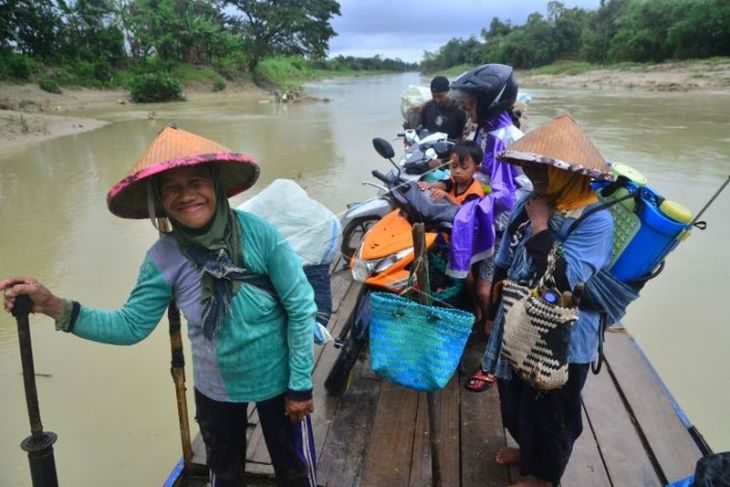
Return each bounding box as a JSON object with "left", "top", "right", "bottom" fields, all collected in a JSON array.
[
  {"left": 238, "top": 179, "right": 341, "bottom": 265},
  {"left": 400, "top": 85, "right": 431, "bottom": 128}
]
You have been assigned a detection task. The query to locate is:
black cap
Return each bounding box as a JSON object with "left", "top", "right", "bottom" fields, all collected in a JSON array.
[{"left": 430, "top": 76, "right": 449, "bottom": 93}]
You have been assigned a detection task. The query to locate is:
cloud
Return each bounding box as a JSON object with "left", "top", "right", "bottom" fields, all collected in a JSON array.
[{"left": 329, "top": 0, "right": 601, "bottom": 62}]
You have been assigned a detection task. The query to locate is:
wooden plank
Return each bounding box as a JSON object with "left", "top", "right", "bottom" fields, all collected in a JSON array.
[
  {"left": 582, "top": 364, "right": 662, "bottom": 486},
  {"left": 316, "top": 359, "right": 381, "bottom": 487},
  {"left": 459, "top": 338, "right": 509, "bottom": 487},
  {"left": 408, "top": 393, "right": 432, "bottom": 487},
  {"left": 329, "top": 270, "right": 354, "bottom": 315},
  {"left": 604, "top": 331, "right": 702, "bottom": 483},
  {"left": 309, "top": 282, "right": 364, "bottom": 458},
  {"left": 430, "top": 376, "right": 461, "bottom": 486},
  {"left": 360, "top": 382, "right": 420, "bottom": 486},
  {"left": 561, "top": 407, "right": 611, "bottom": 487}
]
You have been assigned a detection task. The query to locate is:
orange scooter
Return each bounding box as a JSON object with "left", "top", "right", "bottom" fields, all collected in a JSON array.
[
  {"left": 325, "top": 138, "right": 458, "bottom": 394},
  {"left": 350, "top": 207, "right": 438, "bottom": 292}
]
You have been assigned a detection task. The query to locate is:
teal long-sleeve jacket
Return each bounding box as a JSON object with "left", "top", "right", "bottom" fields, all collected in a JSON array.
[{"left": 59, "top": 210, "right": 317, "bottom": 403}]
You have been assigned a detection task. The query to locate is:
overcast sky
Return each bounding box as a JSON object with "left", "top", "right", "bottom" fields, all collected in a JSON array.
[{"left": 329, "top": 0, "right": 601, "bottom": 63}]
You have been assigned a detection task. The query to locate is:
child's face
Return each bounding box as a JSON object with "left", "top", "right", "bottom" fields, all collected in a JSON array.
[{"left": 449, "top": 153, "right": 479, "bottom": 185}]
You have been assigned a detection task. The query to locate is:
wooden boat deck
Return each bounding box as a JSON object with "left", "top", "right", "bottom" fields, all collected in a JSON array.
[{"left": 170, "top": 258, "right": 708, "bottom": 486}]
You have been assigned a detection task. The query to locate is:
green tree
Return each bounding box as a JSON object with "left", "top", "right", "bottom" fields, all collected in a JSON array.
[
  {"left": 666, "top": 0, "right": 730, "bottom": 59},
  {"left": 59, "top": 0, "right": 125, "bottom": 65},
  {"left": 123, "top": 0, "right": 228, "bottom": 63},
  {"left": 225, "top": 0, "right": 340, "bottom": 70},
  {"left": 581, "top": 0, "right": 629, "bottom": 63},
  {"left": 0, "top": 0, "right": 63, "bottom": 58}
]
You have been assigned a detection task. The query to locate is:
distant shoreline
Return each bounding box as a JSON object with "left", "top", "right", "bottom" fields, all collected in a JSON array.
[
  {"left": 437, "top": 58, "right": 730, "bottom": 94},
  {"left": 3, "top": 58, "right": 730, "bottom": 152}
]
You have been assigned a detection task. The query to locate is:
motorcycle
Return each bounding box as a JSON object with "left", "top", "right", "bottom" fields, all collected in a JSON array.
[
  {"left": 325, "top": 139, "right": 460, "bottom": 394},
  {"left": 339, "top": 132, "right": 453, "bottom": 262}
]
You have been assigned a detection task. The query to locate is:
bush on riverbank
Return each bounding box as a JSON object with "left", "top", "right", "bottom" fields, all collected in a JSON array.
[
  {"left": 255, "top": 56, "right": 316, "bottom": 91},
  {"left": 38, "top": 78, "right": 62, "bottom": 94},
  {"left": 129, "top": 74, "right": 185, "bottom": 103}
]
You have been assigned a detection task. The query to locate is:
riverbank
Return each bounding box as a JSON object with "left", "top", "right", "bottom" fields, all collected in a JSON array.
[
  {"left": 0, "top": 68, "right": 390, "bottom": 151},
  {"left": 519, "top": 58, "right": 730, "bottom": 92},
  {"left": 0, "top": 80, "right": 271, "bottom": 151}
]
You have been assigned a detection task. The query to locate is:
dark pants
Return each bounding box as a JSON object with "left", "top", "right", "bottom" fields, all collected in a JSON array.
[
  {"left": 194, "top": 389, "right": 317, "bottom": 487},
  {"left": 497, "top": 363, "right": 590, "bottom": 485}
]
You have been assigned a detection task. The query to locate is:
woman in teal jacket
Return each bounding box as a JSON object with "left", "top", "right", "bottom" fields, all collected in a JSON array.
[{"left": 1, "top": 126, "right": 318, "bottom": 486}]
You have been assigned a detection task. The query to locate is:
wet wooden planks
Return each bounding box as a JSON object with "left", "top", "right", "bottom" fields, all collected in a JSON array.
[{"left": 183, "top": 271, "right": 704, "bottom": 487}]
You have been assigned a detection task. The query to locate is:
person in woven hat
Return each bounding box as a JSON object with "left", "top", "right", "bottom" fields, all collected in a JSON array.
[
  {"left": 477, "top": 113, "right": 615, "bottom": 486},
  {"left": 417, "top": 75, "right": 467, "bottom": 139},
  {"left": 1, "top": 126, "right": 319, "bottom": 486}
]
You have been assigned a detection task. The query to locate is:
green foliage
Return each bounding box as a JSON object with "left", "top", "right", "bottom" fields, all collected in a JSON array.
[
  {"left": 255, "top": 56, "right": 315, "bottom": 90},
  {"left": 0, "top": 52, "right": 41, "bottom": 80},
  {"left": 39, "top": 78, "right": 62, "bottom": 94},
  {"left": 425, "top": 0, "right": 730, "bottom": 72},
  {"left": 319, "top": 55, "right": 418, "bottom": 72},
  {"left": 129, "top": 73, "right": 185, "bottom": 102},
  {"left": 123, "top": 0, "right": 230, "bottom": 64},
  {"left": 212, "top": 79, "right": 226, "bottom": 92},
  {"left": 226, "top": 0, "right": 341, "bottom": 70}
]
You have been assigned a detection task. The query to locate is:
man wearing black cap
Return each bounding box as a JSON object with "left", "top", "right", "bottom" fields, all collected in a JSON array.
[{"left": 417, "top": 75, "right": 467, "bottom": 139}]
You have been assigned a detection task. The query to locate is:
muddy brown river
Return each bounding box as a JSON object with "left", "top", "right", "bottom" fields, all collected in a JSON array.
[{"left": 1, "top": 73, "right": 728, "bottom": 485}]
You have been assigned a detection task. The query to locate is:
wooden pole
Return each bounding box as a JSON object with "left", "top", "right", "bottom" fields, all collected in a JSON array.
[
  {"left": 410, "top": 223, "right": 442, "bottom": 487},
  {"left": 158, "top": 218, "right": 193, "bottom": 473},
  {"left": 13, "top": 295, "right": 59, "bottom": 487}
]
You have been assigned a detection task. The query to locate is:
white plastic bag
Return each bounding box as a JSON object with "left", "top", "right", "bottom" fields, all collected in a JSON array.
[
  {"left": 238, "top": 179, "right": 341, "bottom": 265},
  {"left": 400, "top": 85, "right": 431, "bottom": 128}
]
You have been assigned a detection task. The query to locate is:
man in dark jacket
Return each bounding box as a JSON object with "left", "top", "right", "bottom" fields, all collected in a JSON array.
[{"left": 418, "top": 75, "right": 467, "bottom": 139}]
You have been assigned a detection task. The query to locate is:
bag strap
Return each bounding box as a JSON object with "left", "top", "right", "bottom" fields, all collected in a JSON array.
[{"left": 565, "top": 191, "right": 635, "bottom": 238}]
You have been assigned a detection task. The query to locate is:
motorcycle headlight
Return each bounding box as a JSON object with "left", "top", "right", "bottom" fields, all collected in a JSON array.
[
  {"left": 351, "top": 248, "right": 413, "bottom": 282},
  {"left": 374, "top": 248, "right": 413, "bottom": 273},
  {"left": 352, "top": 258, "right": 376, "bottom": 282}
]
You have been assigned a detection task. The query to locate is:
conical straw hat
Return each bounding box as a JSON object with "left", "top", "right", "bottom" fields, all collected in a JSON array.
[
  {"left": 107, "top": 126, "right": 259, "bottom": 218},
  {"left": 498, "top": 112, "right": 615, "bottom": 181}
]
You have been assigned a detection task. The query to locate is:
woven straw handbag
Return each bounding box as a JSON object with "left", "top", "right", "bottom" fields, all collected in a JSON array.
[{"left": 501, "top": 250, "right": 579, "bottom": 391}]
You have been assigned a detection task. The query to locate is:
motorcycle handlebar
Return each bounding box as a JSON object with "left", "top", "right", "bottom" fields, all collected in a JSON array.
[{"left": 371, "top": 170, "right": 390, "bottom": 184}]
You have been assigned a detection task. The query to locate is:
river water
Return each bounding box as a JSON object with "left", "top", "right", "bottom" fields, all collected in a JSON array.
[{"left": 1, "top": 72, "right": 728, "bottom": 485}]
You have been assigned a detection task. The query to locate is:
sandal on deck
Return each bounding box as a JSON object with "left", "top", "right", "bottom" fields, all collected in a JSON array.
[{"left": 465, "top": 369, "right": 495, "bottom": 392}]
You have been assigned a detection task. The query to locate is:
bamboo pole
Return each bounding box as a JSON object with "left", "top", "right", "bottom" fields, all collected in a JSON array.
[
  {"left": 410, "top": 223, "right": 442, "bottom": 487},
  {"left": 157, "top": 218, "right": 193, "bottom": 473}
]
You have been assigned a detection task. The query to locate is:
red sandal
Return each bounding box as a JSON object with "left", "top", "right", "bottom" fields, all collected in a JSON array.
[{"left": 465, "top": 369, "right": 496, "bottom": 392}]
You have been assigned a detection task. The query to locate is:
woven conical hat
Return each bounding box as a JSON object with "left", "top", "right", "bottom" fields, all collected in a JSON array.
[
  {"left": 498, "top": 113, "right": 614, "bottom": 181},
  {"left": 107, "top": 126, "right": 259, "bottom": 218}
]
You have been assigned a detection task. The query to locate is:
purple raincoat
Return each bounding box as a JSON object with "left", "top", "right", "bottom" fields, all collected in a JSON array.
[{"left": 447, "top": 112, "right": 522, "bottom": 278}]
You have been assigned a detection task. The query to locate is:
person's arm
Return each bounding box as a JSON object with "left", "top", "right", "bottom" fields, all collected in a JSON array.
[
  {"left": 261, "top": 222, "right": 317, "bottom": 404},
  {"left": 69, "top": 254, "right": 172, "bottom": 344},
  {"left": 2, "top": 254, "right": 172, "bottom": 344}
]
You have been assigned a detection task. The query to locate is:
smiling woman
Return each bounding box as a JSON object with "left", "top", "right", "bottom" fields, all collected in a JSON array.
[{"left": 1, "top": 126, "right": 320, "bottom": 487}]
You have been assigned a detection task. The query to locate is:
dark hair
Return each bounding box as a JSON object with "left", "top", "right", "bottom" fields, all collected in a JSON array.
[
  {"left": 430, "top": 75, "right": 449, "bottom": 93},
  {"left": 452, "top": 140, "right": 483, "bottom": 166}
]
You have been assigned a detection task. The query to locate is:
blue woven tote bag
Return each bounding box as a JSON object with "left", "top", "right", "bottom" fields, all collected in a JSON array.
[{"left": 369, "top": 292, "right": 474, "bottom": 391}]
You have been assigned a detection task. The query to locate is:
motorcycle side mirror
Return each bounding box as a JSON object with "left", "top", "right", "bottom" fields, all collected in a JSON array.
[{"left": 372, "top": 137, "right": 395, "bottom": 159}]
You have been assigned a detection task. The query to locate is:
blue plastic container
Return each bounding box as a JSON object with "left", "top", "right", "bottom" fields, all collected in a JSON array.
[{"left": 610, "top": 187, "right": 690, "bottom": 282}]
